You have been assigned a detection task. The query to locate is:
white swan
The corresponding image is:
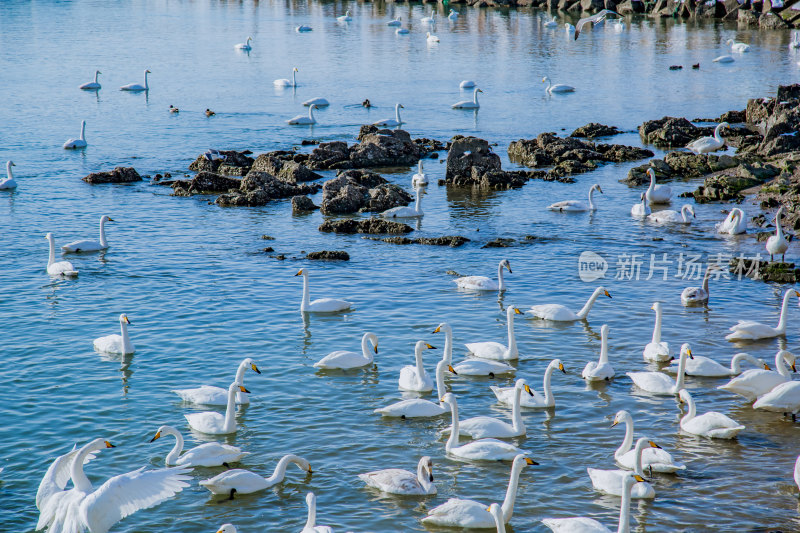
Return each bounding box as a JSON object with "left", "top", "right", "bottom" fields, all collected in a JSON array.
[
  {"left": 726, "top": 289, "right": 800, "bottom": 340},
  {"left": 63, "top": 120, "right": 87, "bottom": 149},
  {"left": 791, "top": 34, "right": 800, "bottom": 50},
  {"left": 412, "top": 160, "right": 428, "bottom": 186},
  {"left": 199, "top": 454, "right": 311, "bottom": 495},
  {"left": 583, "top": 324, "right": 615, "bottom": 381},
  {"left": 542, "top": 76, "right": 574, "bottom": 93},
  {"left": 184, "top": 382, "right": 250, "bottom": 435},
  {"left": 678, "top": 389, "right": 744, "bottom": 439},
  {"left": 647, "top": 204, "right": 695, "bottom": 224},
  {"left": 488, "top": 503, "right": 506, "bottom": 532},
  {"left": 314, "top": 333, "right": 378, "bottom": 369},
  {"left": 686, "top": 122, "right": 729, "bottom": 154},
  {"left": 274, "top": 67, "right": 299, "bottom": 87},
  {"left": 718, "top": 350, "right": 796, "bottom": 400},
  {"left": 627, "top": 343, "right": 691, "bottom": 395},
  {"left": 680, "top": 264, "right": 717, "bottom": 306},
  {"left": 120, "top": 69, "right": 150, "bottom": 91},
  {"left": 94, "top": 314, "right": 134, "bottom": 354},
  {"left": 548, "top": 183, "right": 602, "bottom": 212},
  {"left": 716, "top": 208, "right": 746, "bottom": 235},
  {"left": 565, "top": 22, "right": 575, "bottom": 34},
  {"left": 452, "top": 88, "right": 482, "bottom": 109},
  {"left": 303, "top": 97, "right": 329, "bottom": 107},
  {"left": 443, "top": 379, "right": 532, "bottom": 438},
  {"left": 217, "top": 524, "right": 237, "bottom": 533},
  {"left": 527, "top": 286, "right": 611, "bottom": 321},
  {"left": 399, "top": 341, "right": 437, "bottom": 392},
  {"left": 234, "top": 37, "right": 252, "bottom": 50},
  {"left": 426, "top": 31, "right": 440, "bottom": 43},
  {"left": 359, "top": 456, "right": 436, "bottom": 495},
  {"left": 542, "top": 472, "right": 645, "bottom": 533},
  {"left": 753, "top": 380, "right": 800, "bottom": 417},
  {"left": 459, "top": 80, "right": 476, "bottom": 89},
  {"left": 713, "top": 55, "right": 735, "bottom": 63},
  {"left": 644, "top": 168, "right": 672, "bottom": 204},
  {"left": 543, "top": 15, "right": 558, "bottom": 28},
  {"left": 45, "top": 233, "right": 78, "bottom": 277},
  {"left": 587, "top": 438, "right": 657, "bottom": 498},
  {"left": 465, "top": 306, "right": 522, "bottom": 361},
  {"left": 766, "top": 207, "right": 789, "bottom": 262},
  {"left": 375, "top": 359, "right": 455, "bottom": 417},
  {"left": 454, "top": 259, "right": 512, "bottom": 291},
  {"left": 435, "top": 322, "right": 516, "bottom": 377},
  {"left": 79, "top": 70, "right": 101, "bottom": 90},
  {"left": 795, "top": 456, "right": 800, "bottom": 491},
  {"left": 0, "top": 160, "right": 17, "bottom": 189},
  {"left": 374, "top": 103, "right": 404, "bottom": 127},
  {"left": 172, "top": 357, "right": 261, "bottom": 405},
  {"left": 421, "top": 11, "right": 436, "bottom": 23},
  {"left": 288, "top": 104, "right": 317, "bottom": 125},
  {"left": 611, "top": 411, "right": 685, "bottom": 473},
  {"left": 422, "top": 453, "right": 535, "bottom": 527},
  {"left": 573, "top": 10, "right": 620, "bottom": 40},
  {"left": 62, "top": 215, "right": 113, "bottom": 253},
  {"left": 727, "top": 39, "right": 750, "bottom": 52},
  {"left": 387, "top": 16, "right": 402, "bottom": 26},
  {"left": 149, "top": 425, "right": 249, "bottom": 467},
  {"left": 668, "top": 352, "right": 767, "bottom": 378},
  {"left": 448, "top": 9, "right": 459, "bottom": 20},
  {"left": 631, "top": 193, "right": 650, "bottom": 217},
  {"left": 337, "top": 10, "right": 352, "bottom": 22},
  {"left": 381, "top": 186, "right": 423, "bottom": 218},
  {"left": 295, "top": 269, "right": 352, "bottom": 313},
  {"left": 302, "top": 492, "right": 333, "bottom": 533},
  {"left": 491, "top": 359, "right": 566, "bottom": 408},
  {"left": 36, "top": 438, "right": 190, "bottom": 533},
  {"left": 643, "top": 302, "right": 671, "bottom": 362}
]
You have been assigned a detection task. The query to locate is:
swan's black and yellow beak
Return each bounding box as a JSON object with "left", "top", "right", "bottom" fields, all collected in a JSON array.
[
  {"left": 513, "top": 308, "right": 522, "bottom": 314},
  {"left": 251, "top": 363, "right": 261, "bottom": 374},
  {"left": 294, "top": 269, "right": 304, "bottom": 276},
  {"left": 792, "top": 363, "right": 797, "bottom": 373},
  {"left": 123, "top": 316, "right": 132, "bottom": 325},
  {"left": 239, "top": 386, "right": 251, "bottom": 393},
  {"left": 633, "top": 474, "right": 646, "bottom": 482},
  {"left": 687, "top": 348, "right": 694, "bottom": 360},
  {"left": 794, "top": 290, "right": 800, "bottom": 297},
  {"left": 524, "top": 384, "right": 534, "bottom": 397},
  {"left": 610, "top": 419, "right": 619, "bottom": 428},
  {"left": 107, "top": 217, "right": 114, "bottom": 222},
  {"left": 425, "top": 344, "right": 436, "bottom": 350},
  {"left": 433, "top": 325, "right": 441, "bottom": 333},
  {"left": 448, "top": 365, "right": 458, "bottom": 375},
  {"left": 648, "top": 440, "right": 662, "bottom": 449},
  {"left": 558, "top": 363, "right": 566, "bottom": 373},
  {"left": 604, "top": 290, "right": 611, "bottom": 298},
  {"left": 105, "top": 441, "right": 116, "bottom": 448},
  {"left": 764, "top": 363, "right": 771, "bottom": 370},
  {"left": 524, "top": 457, "right": 538, "bottom": 465},
  {"left": 149, "top": 431, "right": 161, "bottom": 443}
]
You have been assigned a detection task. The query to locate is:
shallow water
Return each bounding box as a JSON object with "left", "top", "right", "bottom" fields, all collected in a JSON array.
[{"left": 2, "top": 0, "right": 800, "bottom": 531}]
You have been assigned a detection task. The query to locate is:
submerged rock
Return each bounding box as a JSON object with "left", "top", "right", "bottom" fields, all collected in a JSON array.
[
  {"left": 318, "top": 217, "right": 413, "bottom": 234},
  {"left": 570, "top": 123, "right": 622, "bottom": 138},
  {"left": 83, "top": 167, "right": 142, "bottom": 184},
  {"left": 623, "top": 152, "right": 741, "bottom": 185},
  {"left": 729, "top": 258, "right": 800, "bottom": 283},
  {"left": 307, "top": 141, "right": 352, "bottom": 171},
  {"left": 306, "top": 250, "right": 350, "bottom": 260}
]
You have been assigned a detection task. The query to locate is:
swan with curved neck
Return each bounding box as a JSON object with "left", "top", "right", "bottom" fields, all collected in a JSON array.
[
  {"left": 527, "top": 286, "right": 611, "bottom": 321},
  {"left": 150, "top": 425, "right": 249, "bottom": 467},
  {"left": 454, "top": 259, "right": 512, "bottom": 291},
  {"left": 716, "top": 207, "right": 746, "bottom": 234},
  {"left": 645, "top": 168, "right": 672, "bottom": 204},
  {"left": 62, "top": 215, "right": 114, "bottom": 252},
  {"left": 235, "top": 36, "right": 252, "bottom": 50},
  {"left": 63, "top": 120, "right": 87, "bottom": 149},
  {"left": 643, "top": 301, "right": 671, "bottom": 361},
  {"left": 611, "top": 410, "right": 685, "bottom": 473},
  {"left": 718, "top": 350, "right": 796, "bottom": 400},
  {"left": 435, "top": 322, "right": 516, "bottom": 376},
  {"left": 726, "top": 289, "right": 800, "bottom": 340},
  {"left": 381, "top": 186, "right": 423, "bottom": 218},
  {"left": 93, "top": 313, "right": 134, "bottom": 354},
  {"left": 0, "top": 161, "right": 17, "bottom": 189},
  {"left": 542, "top": 76, "right": 574, "bottom": 93},
  {"left": 766, "top": 207, "right": 789, "bottom": 262},
  {"left": 288, "top": 103, "right": 317, "bottom": 125},
  {"left": 274, "top": 67, "right": 298, "bottom": 87},
  {"left": 631, "top": 192, "right": 650, "bottom": 217},
  {"left": 399, "top": 341, "right": 436, "bottom": 391},
  {"left": 302, "top": 492, "right": 333, "bottom": 533},
  {"left": 120, "top": 69, "right": 150, "bottom": 91},
  {"left": 79, "top": 70, "right": 101, "bottom": 90},
  {"left": 421, "top": 453, "right": 535, "bottom": 527},
  {"left": 172, "top": 357, "right": 261, "bottom": 405},
  {"left": 446, "top": 378, "right": 533, "bottom": 438},
  {"left": 374, "top": 103, "right": 404, "bottom": 127},
  {"left": 668, "top": 351, "right": 767, "bottom": 378},
  {"left": 686, "top": 122, "right": 729, "bottom": 154},
  {"left": 582, "top": 324, "right": 614, "bottom": 381},
  {"left": 375, "top": 359, "right": 456, "bottom": 417},
  {"left": 295, "top": 268, "right": 352, "bottom": 313},
  {"left": 45, "top": 233, "right": 78, "bottom": 276},
  {"left": 493, "top": 359, "right": 566, "bottom": 408},
  {"left": 452, "top": 88, "right": 482, "bottom": 109},
  {"left": 359, "top": 456, "right": 436, "bottom": 495},
  {"left": 185, "top": 382, "right": 250, "bottom": 435},
  {"left": 314, "top": 332, "right": 378, "bottom": 369},
  {"left": 199, "top": 454, "right": 311, "bottom": 494},
  {"left": 547, "top": 184, "right": 602, "bottom": 212},
  {"left": 647, "top": 204, "right": 695, "bottom": 224},
  {"left": 678, "top": 389, "right": 744, "bottom": 439},
  {"left": 681, "top": 264, "right": 717, "bottom": 306},
  {"left": 588, "top": 437, "right": 657, "bottom": 498},
  {"left": 465, "top": 306, "right": 522, "bottom": 360},
  {"left": 627, "top": 343, "right": 692, "bottom": 395}
]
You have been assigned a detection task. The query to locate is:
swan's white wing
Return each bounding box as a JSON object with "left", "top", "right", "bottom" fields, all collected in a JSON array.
[
  {"left": 308, "top": 298, "right": 351, "bottom": 312},
  {"left": 465, "top": 341, "right": 509, "bottom": 360},
  {"left": 626, "top": 371, "right": 675, "bottom": 393},
  {"left": 450, "top": 416, "right": 517, "bottom": 438},
  {"left": 374, "top": 398, "right": 445, "bottom": 417},
  {"left": 453, "top": 359, "right": 516, "bottom": 376},
  {"left": 542, "top": 517, "right": 611, "bottom": 532},
  {"left": 422, "top": 498, "right": 493, "bottom": 528},
  {"left": 643, "top": 341, "right": 671, "bottom": 362},
  {"left": 527, "top": 304, "right": 577, "bottom": 321},
  {"left": 454, "top": 276, "right": 497, "bottom": 290},
  {"left": 177, "top": 443, "right": 248, "bottom": 467},
  {"left": 314, "top": 350, "right": 369, "bottom": 369},
  {"left": 37, "top": 446, "right": 99, "bottom": 510},
  {"left": 359, "top": 469, "right": 427, "bottom": 494},
  {"left": 492, "top": 385, "right": 547, "bottom": 407},
  {"left": 172, "top": 385, "right": 227, "bottom": 405},
  {"left": 753, "top": 382, "right": 800, "bottom": 412},
  {"left": 667, "top": 355, "right": 727, "bottom": 377},
  {"left": 726, "top": 320, "right": 776, "bottom": 340},
  {"left": 81, "top": 466, "right": 191, "bottom": 533}
]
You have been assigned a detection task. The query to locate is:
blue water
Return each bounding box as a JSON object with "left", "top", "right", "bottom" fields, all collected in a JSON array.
[{"left": 2, "top": 0, "right": 800, "bottom": 531}]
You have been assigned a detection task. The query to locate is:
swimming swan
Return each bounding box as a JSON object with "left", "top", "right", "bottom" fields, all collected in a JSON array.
[
  {"left": 452, "top": 88, "right": 482, "bottom": 109},
  {"left": 295, "top": 269, "right": 352, "bottom": 313},
  {"left": 443, "top": 378, "right": 533, "bottom": 438},
  {"left": 727, "top": 39, "right": 750, "bottom": 52},
  {"left": 454, "top": 259, "right": 512, "bottom": 291},
  {"left": 303, "top": 97, "right": 330, "bottom": 107},
  {"left": 644, "top": 168, "right": 672, "bottom": 204},
  {"left": 459, "top": 80, "right": 477, "bottom": 89},
  {"left": 0, "top": 160, "right": 16, "bottom": 189},
  {"left": 374, "top": 103, "right": 404, "bottom": 127},
  {"left": 547, "top": 184, "right": 602, "bottom": 211},
  {"left": 647, "top": 204, "right": 695, "bottom": 224},
  {"left": 172, "top": 357, "right": 261, "bottom": 405},
  {"left": 94, "top": 314, "right": 134, "bottom": 354},
  {"left": 149, "top": 425, "right": 249, "bottom": 467},
  {"left": 527, "top": 286, "right": 611, "bottom": 321},
  {"left": 627, "top": 343, "right": 691, "bottom": 394},
  {"left": 582, "top": 324, "right": 615, "bottom": 381},
  {"left": 387, "top": 16, "right": 402, "bottom": 26},
  {"left": 587, "top": 437, "right": 658, "bottom": 498},
  {"left": 375, "top": 359, "right": 456, "bottom": 417},
  {"left": 716, "top": 208, "right": 746, "bottom": 235},
  {"left": 667, "top": 352, "right": 767, "bottom": 378},
  {"left": 79, "top": 70, "right": 101, "bottom": 90},
  {"left": 120, "top": 69, "right": 150, "bottom": 91},
  {"left": 680, "top": 264, "right": 717, "bottom": 306},
  {"left": 631, "top": 192, "right": 650, "bottom": 217},
  {"left": 542, "top": 76, "right": 575, "bottom": 93},
  {"left": 45, "top": 233, "right": 78, "bottom": 277},
  {"left": 399, "top": 341, "right": 437, "bottom": 392},
  {"left": 234, "top": 37, "right": 252, "bottom": 50},
  {"left": 62, "top": 215, "right": 113, "bottom": 253},
  {"left": 753, "top": 380, "right": 800, "bottom": 417},
  {"left": 381, "top": 186, "right": 423, "bottom": 218},
  {"left": 199, "top": 454, "right": 311, "bottom": 494},
  {"left": 643, "top": 302, "right": 671, "bottom": 362},
  {"left": 725, "top": 289, "right": 800, "bottom": 340},
  {"left": 63, "top": 120, "right": 88, "bottom": 149},
  {"left": 359, "top": 456, "right": 436, "bottom": 495},
  {"left": 718, "top": 350, "right": 796, "bottom": 400},
  {"left": 337, "top": 10, "right": 352, "bottom": 22},
  {"left": 766, "top": 207, "right": 789, "bottom": 262},
  {"left": 412, "top": 160, "right": 428, "bottom": 186},
  {"left": 184, "top": 382, "right": 250, "bottom": 435},
  {"left": 288, "top": 104, "right": 317, "bottom": 125},
  {"left": 302, "top": 492, "right": 333, "bottom": 533},
  {"left": 611, "top": 410, "right": 685, "bottom": 473},
  {"left": 314, "top": 333, "right": 378, "bottom": 369},
  {"left": 465, "top": 306, "right": 522, "bottom": 361},
  {"left": 427, "top": 31, "right": 440, "bottom": 43},
  {"left": 678, "top": 389, "right": 744, "bottom": 438},
  {"left": 274, "top": 67, "right": 299, "bottom": 87},
  {"left": 491, "top": 359, "right": 566, "bottom": 408},
  {"left": 686, "top": 122, "right": 729, "bottom": 154},
  {"left": 435, "top": 322, "right": 516, "bottom": 377}
]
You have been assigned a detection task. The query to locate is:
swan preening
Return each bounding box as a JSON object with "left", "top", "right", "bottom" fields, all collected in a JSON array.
[
  {"left": 492, "top": 359, "right": 566, "bottom": 408},
  {"left": 150, "top": 425, "right": 249, "bottom": 467},
  {"left": 465, "top": 306, "right": 522, "bottom": 361},
  {"left": 645, "top": 168, "right": 672, "bottom": 204},
  {"left": 62, "top": 215, "right": 113, "bottom": 253},
  {"left": 452, "top": 88, "right": 482, "bottom": 109},
  {"left": 1, "top": 160, "right": 17, "bottom": 189},
  {"left": 679, "top": 389, "right": 745, "bottom": 439},
  {"left": 766, "top": 207, "right": 789, "bottom": 262},
  {"left": 527, "top": 286, "right": 611, "bottom": 321},
  {"left": 628, "top": 343, "right": 692, "bottom": 394},
  {"left": 185, "top": 382, "right": 250, "bottom": 435},
  {"left": 668, "top": 351, "right": 767, "bottom": 378},
  {"left": 643, "top": 302, "right": 671, "bottom": 362},
  {"left": 588, "top": 437, "right": 657, "bottom": 498},
  {"left": 36, "top": 438, "right": 191, "bottom": 533},
  {"left": 718, "top": 350, "right": 796, "bottom": 400},
  {"left": 274, "top": 67, "right": 299, "bottom": 87},
  {"left": 547, "top": 183, "right": 602, "bottom": 211},
  {"left": 582, "top": 324, "right": 614, "bottom": 381},
  {"left": 172, "top": 357, "right": 261, "bottom": 405},
  {"left": 375, "top": 359, "right": 456, "bottom": 417},
  {"left": 716, "top": 208, "right": 746, "bottom": 234},
  {"left": 725, "top": 289, "right": 800, "bottom": 340},
  {"left": 421, "top": 454, "right": 535, "bottom": 527},
  {"left": 680, "top": 264, "right": 717, "bottom": 306},
  {"left": 359, "top": 456, "right": 436, "bottom": 495},
  {"left": 63, "top": 120, "right": 87, "bottom": 149},
  {"left": 120, "top": 69, "right": 150, "bottom": 91},
  {"left": 46, "top": 233, "right": 78, "bottom": 277},
  {"left": 381, "top": 186, "right": 423, "bottom": 218},
  {"left": 686, "top": 122, "right": 729, "bottom": 154},
  {"left": 79, "top": 70, "right": 101, "bottom": 90},
  {"left": 374, "top": 103, "right": 404, "bottom": 127},
  {"left": 199, "top": 454, "right": 311, "bottom": 494},
  {"left": 612, "top": 410, "right": 685, "bottom": 473},
  {"left": 234, "top": 37, "right": 253, "bottom": 50},
  {"left": 94, "top": 314, "right": 135, "bottom": 354},
  {"left": 542, "top": 76, "right": 574, "bottom": 93},
  {"left": 454, "top": 259, "right": 512, "bottom": 291},
  {"left": 435, "top": 321, "right": 516, "bottom": 377},
  {"left": 296, "top": 268, "right": 352, "bottom": 312},
  {"left": 314, "top": 333, "right": 378, "bottom": 369},
  {"left": 647, "top": 204, "right": 695, "bottom": 224},
  {"left": 288, "top": 104, "right": 317, "bottom": 125},
  {"left": 399, "top": 340, "right": 437, "bottom": 391}
]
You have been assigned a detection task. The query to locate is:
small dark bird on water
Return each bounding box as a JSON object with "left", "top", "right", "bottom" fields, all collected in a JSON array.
[
  {"left": 205, "top": 108, "right": 215, "bottom": 116},
  {"left": 169, "top": 105, "right": 179, "bottom": 113},
  {"left": 669, "top": 65, "right": 682, "bottom": 70},
  {"left": 692, "top": 63, "right": 700, "bottom": 69},
  {"left": 362, "top": 99, "right": 371, "bottom": 108}
]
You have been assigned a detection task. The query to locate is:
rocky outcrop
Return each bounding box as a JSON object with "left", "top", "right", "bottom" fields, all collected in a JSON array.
[
  {"left": 215, "top": 171, "right": 320, "bottom": 207},
  {"left": 377, "top": 236, "right": 471, "bottom": 247},
  {"left": 319, "top": 170, "right": 413, "bottom": 215},
  {"left": 692, "top": 162, "right": 779, "bottom": 202},
  {"left": 623, "top": 152, "right": 741, "bottom": 185},
  {"left": 570, "top": 123, "right": 622, "bottom": 139},
  {"left": 172, "top": 171, "right": 241, "bottom": 196},
  {"left": 318, "top": 218, "right": 413, "bottom": 234},
  {"left": 292, "top": 195, "right": 318, "bottom": 213},
  {"left": 759, "top": 11, "right": 788, "bottom": 29},
  {"left": 83, "top": 167, "right": 142, "bottom": 184},
  {"left": 250, "top": 155, "right": 321, "bottom": 183},
  {"left": 639, "top": 117, "right": 714, "bottom": 148},
  {"left": 305, "top": 129, "right": 432, "bottom": 171},
  {"left": 445, "top": 136, "right": 502, "bottom": 181},
  {"left": 307, "top": 141, "right": 352, "bottom": 170},
  {"left": 755, "top": 164, "right": 800, "bottom": 229},
  {"left": 740, "top": 84, "right": 800, "bottom": 157},
  {"left": 729, "top": 258, "right": 800, "bottom": 282},
  {"left": 189, "top": 150, "right": 254, "bottom": 175},
  {"left": 306, "top": 250, "right": 350, "bottom": 260}
]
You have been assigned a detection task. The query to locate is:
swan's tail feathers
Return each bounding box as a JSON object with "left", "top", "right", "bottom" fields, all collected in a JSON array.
[{"left": 63, "top": 270, "right": 79, "bottom": 277}]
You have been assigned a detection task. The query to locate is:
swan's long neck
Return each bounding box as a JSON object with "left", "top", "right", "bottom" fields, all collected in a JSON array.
[
  {"left": 418, "top": 160, "right": 423, "bottom": 174},
  {"left": 673, "top": 349, "right": 688, "bottom": 393},
  {"left": 652, "top": 306, "right": 662, "bottom": 343},
  {"left": 714, "top": 124, "right": 724, "bottom": 143},
  {"left": 647, "top": 171, "right": 656, "bottom": 195},
  {"left": 99, "top": 218, "right": 108, "bottom": 248},
  {"left": 497, "top": 262, "right": 506, "bottom": 291},
  {"left": 301, "top": 273, "right": 311, "bottom": 311},
  {"left": 506, "top": 308, "right": 517, "bottom": 357},
  {"left": 576, "top": 288, "right": 602, "bottom": 319},
  {"left": 414, "top": 188, "right": 422, "bottom": 214},
  {"left": 618, "top": 477, "right": 634, "bottom": 533},
  {"left": 266, "top": 455, "right": 304, "bottom": 485},
  {"left": 5, "top": 162, "right": 12, "bottom": 180},
  {"left": 510, "top": 384, "right": 524, "bottom": 433},
  {"left": 681, "top": 394, "right": 696, "bottom": 425},
  {"left": 473, "top": 89, "right": 480, "bottom": 105},
  {"left": 435, "top": 362, "right": 447, "bottom": 406},
  {"left": 361, "top": 334, "right": 372, "bottom": 361},
  {"left": 120, "top": 319, "right": 132, "bottom": 353},
  {"left": 614, "top": 415, "right": 634, "bottom": 459},
  {"left": 165, "top": 429, "right": 184, "bottom": 466},
  {"left": 223, "top": 385, "right": 237, "bottom": 433},
  {"left": 776, "top": 209, "right": 785, "bottom": 241},
  {"left": 234, "top": 360, "right": 248, "bottom": 385},
  {"left": 79, "top": 121, "right": 86, "bottom": 142},
  {"left": 681, "top": 206, "right": 691, "bottom": 223},
  {"left": 730, "top": 353, "right": 758, "bottom": 374},
  {"left": 599, "top": 328, "right": 609, "bottom": 364},
  {"left": 776, "top": 289, "right": 794, "bottom": 333},
  {"left": 308, "top": 106, "right": 315, "bottom": 121},
  {"left": 304, "top": 494, "right": 317, "bottom": 530},
  {"left": 701, "top": 266, "right": 711, "bottom": 294},
  {"left": 94, "top": 71, "right": 100, "bottom": 83},
  {"left": 445, "top": 400, "right": 460, "bottom": 452},
  {"left": 443, "top": 325, "right": 453, "bottom": 364},
  {"left": 632, "top": 440, "right": 646, "bottom": 477},
  {"left": 143, "top": 70, "right": 149, "bottom": 90},
  {"left": 500, "top": 460, "right": 524, "bottom": 522},
  {"left": 417, "top": 460, "right": 433, "bottom": 493},
  {"left": 542, "top": 363, "right": 556, "bottom": 406},
  {"left": 414, "top": 343, "right": 426, "bottom": 380},
  {"left": 70, "top": 440, "right": 104, "bottom": 493},
  {"left": 545, "top": 78, "right": 552, "bottom": 91},
  {"left": 292, "top": 70, "right": 296, "bottom": 87},
  {"left": 395, "top": 104, "right": 401, "bottom": 123},
  {"left": 588, "top": 187, "right": 596, "bottom": 210},
  {"left": 47, "top": 236, "right": 56, "bottom": 267},
  {"left": 775, "top": 351, "right": 792, "bottom": 378}
]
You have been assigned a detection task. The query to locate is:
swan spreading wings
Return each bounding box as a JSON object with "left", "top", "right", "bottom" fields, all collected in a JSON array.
[{"left": 574, "top": 10, "right": 619, "bottom": 40}]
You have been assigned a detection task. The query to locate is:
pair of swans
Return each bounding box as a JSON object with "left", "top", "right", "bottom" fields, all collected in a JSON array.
[
  {"left": 647, "top": 204, "right": 695, "bottom": 224},
  {"left": 492, "top": 359, "right": 566, "bottom": 408},
  {"left": 527, "top": 286, "right": 611, "bottom": 321},
  {"left": 611, "top": 410, "right": 685, "bottom": 473},
  {"left": 719, "top": 350, "right": 796, "bottom": 400},
  {"left": 630, "top": 193, "right": 650, "bottom": 217},
  {"left": 45, "top": 233, "right": 79, "bottom": 276},
  {"left": 547, "top": 184, "right": 602, "bottom": 212},
  {"left": 63, "top": 120, "right": 88, "bottom": 149},
  {"left": 435, "top": 321, "right": 516, "bottom": 376},
  {"left": 94, "top": 314, "right": 134, "bottom": 354},
  {"left": 150, "top": 425, "right": 249, "bottom": 467},
  {"left": 199, "top": 454, "right": 311, "bottom": 494},
  {"left": 0, "top": 160, "right": 16, "bottom": 189},
  {"left": 643, "top": 302, "right": 671, "bottom": 361},
  {"left": 668, "top": 351, "right": 767, "bottom": 378},
  {"left": 374, "top": 103, "right": 404, "bottom": 127},
  {"left": 680, "top": 264, "right": 718, "bottom": 306},
  {"left": 716, "top": 207, "right": 747, "bottom": 234},
  {"left": 588, "top": 437, "right": 659, "bottom": 498},
  {"left": 381, "top": 186, "right": 423, "bottom": 218},
  {"left": 234, "top": 37, "right": 252, "bottom": 50},
  {"left": 411, "top": 160, "right": 428, "bottom": 186},
  {"left": 421, "top": 454, "right": 534, "bottom": 527},
  {"left": 644, "top": 168, "right": 672, "bottom": 204},
  {"left": 686, "top": 122, "right": 729, "bottom": 154},
  {"left": 296, "top": 269, "right": 352, "bottom": 312},
  {"left": 120, "top": 69, "right": 150, "bottom": 91},
  {"left": 185, "top": 382, "right": 250, "bottom": 434},
  {"left": 62, "top": 215, "right": 114, "bottom": 253},
  {"left": 766, "top": 207, "right": 789, "bottom": 262},
  {"left": 36, "top": 438, "right": 191, "bottom": 533},
  {"left": 274, "top": 67, "right": 299, "bottom": 87},
  {"left": 79, "top": 70, "right": 101, "bottom": 90},
  {"left": 443, "top": 378, "right": 533, "bottom": 438},
  {"left": 582, "top": 324, "right": 615, "bottom": 381},
  {"left": 314, "top": 333, "right": 378, "bottom": 369},
  {"left": 678, "top": 389, "right": 744, "bottom": 439},
  {"left": 375, "top": 359, "right": 456, "bottom": 417},
  {"left": 542, "top": 76, "right": 574, "bottom": 93},
  {"left": 173, "top": 357, "right": 261, "bottom": 404},
  {"left": 359, "top": 456, "right": 436, "bottom": 495},
  {"left": 452, "top": 88, "right": 482, "bottom": 109},
  {"left": 465, "top": 306, "right": 522, "bottom": 361},
  {"left": 288, "top": 104, "right": 317, "bottom": 125},
  {"left": 726, "top": 289, "right": 800, "bottom": 340},
  {"left": 628, "top": 343, "right": 692, "bottom": 394},
  {"left": 454, "top": 259, "right": 512, "bottom": 291},
  {"left": 399, "top": 341, "right": 437, "bottom": 391}
]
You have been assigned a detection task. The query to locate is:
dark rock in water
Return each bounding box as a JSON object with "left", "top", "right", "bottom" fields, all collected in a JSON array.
[
  {"left": 83, "top": 167, "right": 142, "bottom": 184},
  {"left": 363, "top": 183, "right": 414, "bottom": 212},
  {"left": 570, "top": 123, "right": 621, "bottom": 139},
  {"left": 174, "top": 171, "right": 241, "bottom": 194},
  {"left": 261, "top": 235, "right": 275, "bottom": 240},
  {"left": 377, "top": 236, "right": 470, "bottom": 247},
  {"left": 639, "top": 117, "right": 713, "bottom": 148},
  {"left": 737, "top": 8, "right": 759, "bottom": 27},
  {"left": 216, "top": 171, "right": 320, "bottom": 207},
  {"left": 307, "top": 141, "right": 353, "bottom": 170},
  {"left": 320, "top": 175, "right": 367, "bottom": 215},
  {"left": 595, "top": 144, "right": 655, "bottom": 163},
  {"left": 483, "top": 238, "right": 516, "bottom": 248},
  {"left": 250, "top": 155, "right": 322, "bottom": 183},
  {"left": 446, "top": 136, "right": 502, "bottom": 184},
  {"left": 319, "top": 217, "right": 412, "bottom": 234},
  {"left": 414, "top": 137, "right": 446, "bottom": 153},
  {"left": 478, "top": 170, "right": 532, "bottom": 189},
  {"left": 729, "top": 258, "right": 800, "bottom": 282},
  {"left": 319, "top": 170, "right": 412, "bottom": 215},
  {"left": 306, "top": 250, "right": 350, "bottom": 260},
  {"left": 350, "top": 128, "right": 422, "bottom": 168},
  {"left": 623, "top": 153, "right": 740, "bottom": 185},
  {"left": 718, "top": 109, "right": 747, "bottom": 123},
  {"left": 292, "top": 195, "right": 319, "bottom": 213},
  {"left": 338, "top": 169, "right": 388, "bottom": 189},
  {"left": 381, "top": 236, "right": 414, "bottom": 245},
  {"left": 616, "top": 0, "right": 645, "bottom": 13},
  {"left": 189, "top": 150, "right": 254, "bottom": 174},
  {"left": 301, "top": 139, "right": 319, "bottom": 145},
  {"left": 548, "top": 159, "right": 598, "bottom": 178},
  {"left": 263, "top": 247, "right": 274, "bottom": 252},
  {"left": 692, "top": 162, "right": 779, "bottom": 202}
]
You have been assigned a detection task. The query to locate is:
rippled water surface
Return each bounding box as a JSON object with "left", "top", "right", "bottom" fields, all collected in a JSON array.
[{"left": 2, "top": 0, "right": 800, "bottom": 531}]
